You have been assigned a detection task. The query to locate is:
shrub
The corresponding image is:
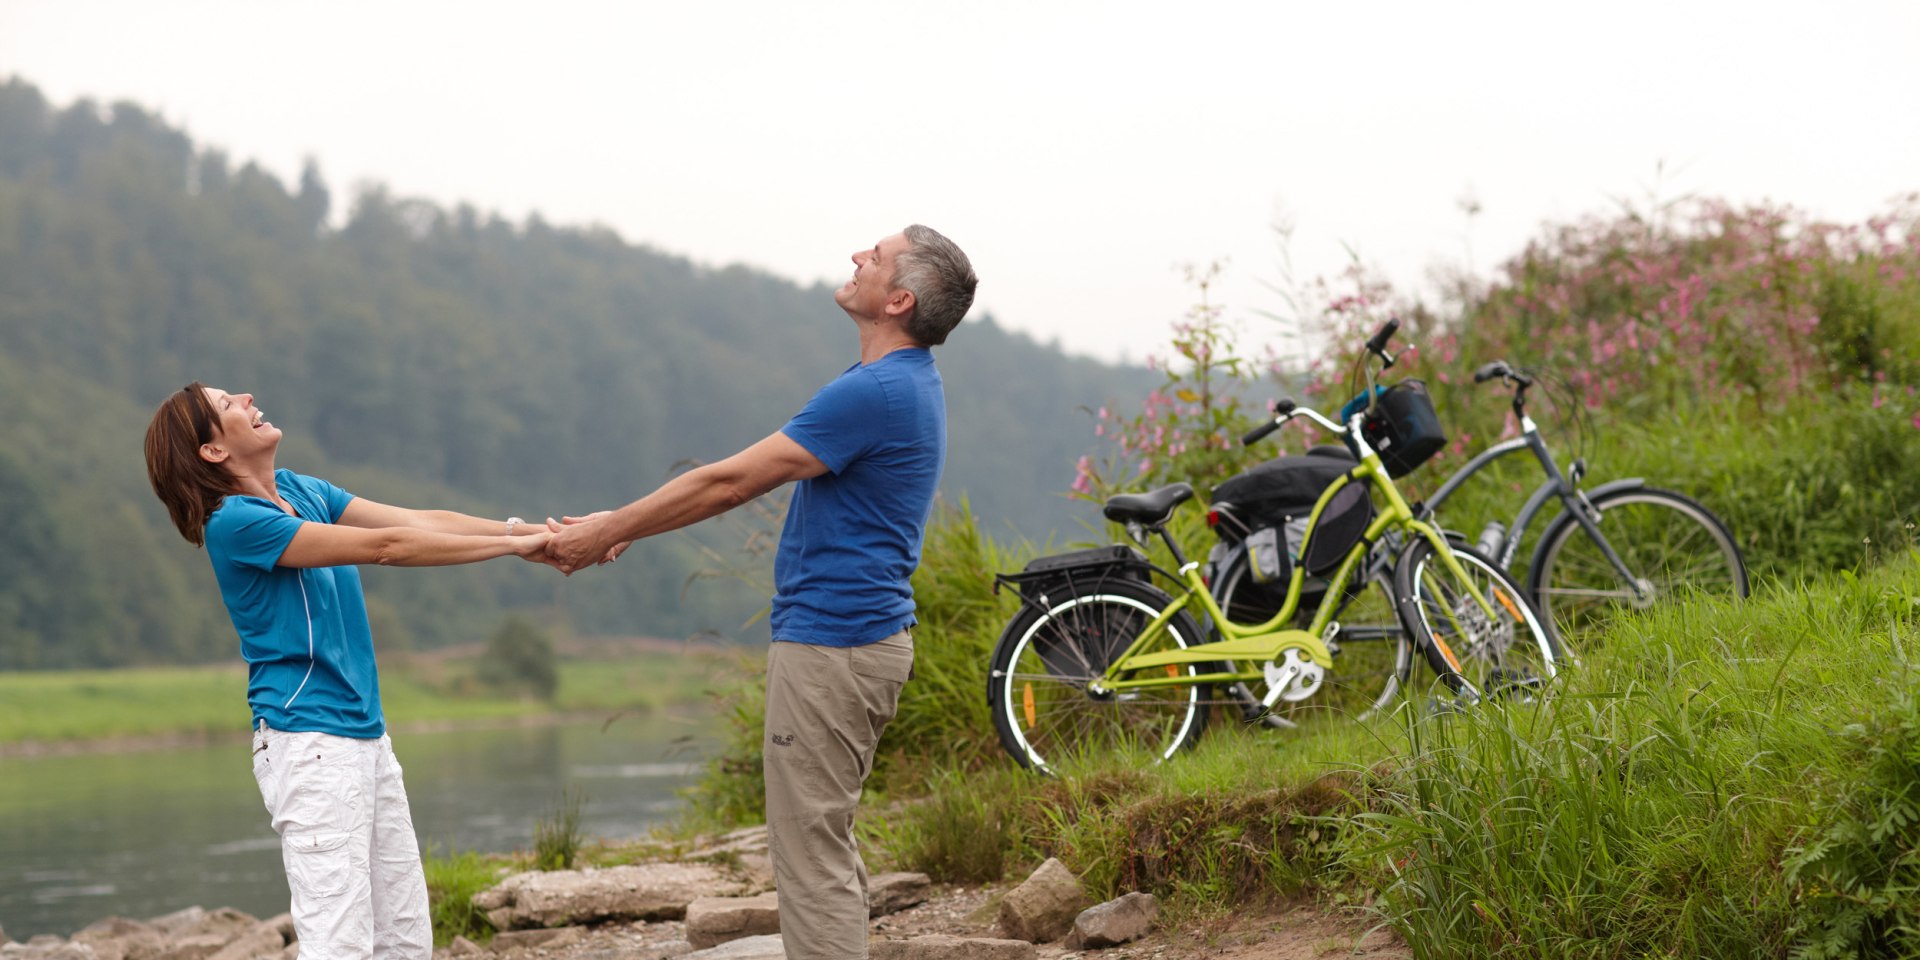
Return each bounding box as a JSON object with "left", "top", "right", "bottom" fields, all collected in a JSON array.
[{"left": 476, "top": 616, "right": 558, "bottom": 701}]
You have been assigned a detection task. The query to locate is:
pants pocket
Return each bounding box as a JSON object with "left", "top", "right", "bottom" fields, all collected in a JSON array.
[
  {"left": 286, "top": 831, "right": 353, "bottom": 899},
  {"left": 849, "top": 635, "right": 913, "bottom": 683}
]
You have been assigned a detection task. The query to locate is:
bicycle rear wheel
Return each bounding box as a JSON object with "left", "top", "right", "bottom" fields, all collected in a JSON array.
[
  {"left": 1527, "top": 486, "right": 1749, "bottom": 647},
  {"left": 988, "top": 579, "right": 1210, "bottom": 773},
  {"left": 1395, "top": 540, "right": 1563, "bottom": 701},
  {"left": 1213, "top": 554, "right": 1412, "bottom": 727}
]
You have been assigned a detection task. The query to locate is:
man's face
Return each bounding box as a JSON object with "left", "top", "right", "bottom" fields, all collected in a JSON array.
[{"left": 834, "top": 232, "right": 912, "bottom": 321}]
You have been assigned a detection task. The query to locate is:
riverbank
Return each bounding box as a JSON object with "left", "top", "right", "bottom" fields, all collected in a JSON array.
[{"left": 0, "top": 640, "right": 749, "bottom": 751}]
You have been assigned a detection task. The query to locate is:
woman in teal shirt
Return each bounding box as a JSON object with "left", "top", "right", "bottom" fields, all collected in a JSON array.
[{"left": 144, "top": 382, "right": 552, "bottom": 960}]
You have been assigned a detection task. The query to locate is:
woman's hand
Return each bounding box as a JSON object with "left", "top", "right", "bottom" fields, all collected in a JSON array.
[{"left": 511, "top": 530, "right": 561, "bottom": 568}]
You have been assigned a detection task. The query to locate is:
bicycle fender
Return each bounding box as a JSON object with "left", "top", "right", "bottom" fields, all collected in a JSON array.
[{"left": 1584, "top": 477, "right": 1647, "bottom": 498}]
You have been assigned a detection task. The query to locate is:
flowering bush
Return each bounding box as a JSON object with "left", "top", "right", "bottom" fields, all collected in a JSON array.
[
  {"left": 1072, "top": 263, "right": 1271, "bottom": 501},
  {"left": 1305, "top": 198, "right": 1920, "bottom": 447}
]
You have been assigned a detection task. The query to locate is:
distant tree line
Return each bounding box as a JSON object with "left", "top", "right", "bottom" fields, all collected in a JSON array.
[{"left": 0, "top": 77, "right": 1154, "bottom": 669}]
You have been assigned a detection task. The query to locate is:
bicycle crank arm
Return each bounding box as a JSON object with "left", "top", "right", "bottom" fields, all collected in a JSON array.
[{"left": 1124, "top": 630, "right": 1333, "bottom": 670}]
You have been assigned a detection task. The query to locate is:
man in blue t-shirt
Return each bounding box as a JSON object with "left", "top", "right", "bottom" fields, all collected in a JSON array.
[{"left": 548, "top": 225, "right": 976, "bottom": 960}]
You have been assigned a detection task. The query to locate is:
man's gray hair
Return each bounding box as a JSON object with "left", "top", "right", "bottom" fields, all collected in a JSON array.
[{"left": 894, "top": 224, "right": 978, "bottom": 346}]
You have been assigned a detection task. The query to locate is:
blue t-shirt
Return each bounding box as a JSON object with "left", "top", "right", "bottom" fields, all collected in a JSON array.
[
  {"left": 204, "top": 469, "right": 384, "bottom": 738},
  {"left": 773, "top": 348, "right": 946, "bottom": 646}
]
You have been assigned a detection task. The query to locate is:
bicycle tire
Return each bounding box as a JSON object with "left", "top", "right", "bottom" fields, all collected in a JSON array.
[
  {"left": 987, "top": 578, "right": 1210, "bottom": 773},
  {"left": 1214, "top": 554, "right": 1412, "bottom": 727},
  {"left": 1526, "top": 486, "right": 1749, "bottom": 647},
  {"left": 1394, "top": 540, "right": 1563, "bottom": 701}
]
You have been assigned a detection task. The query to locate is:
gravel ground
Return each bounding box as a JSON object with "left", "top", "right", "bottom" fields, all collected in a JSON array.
[{"left": 473, "top": 883, "right": 1408, "bottom": 960}]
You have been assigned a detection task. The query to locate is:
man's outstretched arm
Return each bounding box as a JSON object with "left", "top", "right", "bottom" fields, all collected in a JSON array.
[{"left": 546, "top": 431, "right": 828, "bottom": 573}]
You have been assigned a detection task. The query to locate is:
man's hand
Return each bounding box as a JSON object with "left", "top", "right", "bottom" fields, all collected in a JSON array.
[{"left": 546, "top": 514, "right": 627, "bottom": 574}]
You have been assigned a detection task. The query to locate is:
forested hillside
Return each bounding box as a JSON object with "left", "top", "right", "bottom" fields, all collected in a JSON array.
[{"left": 0, "top": 78, "right": 1154, "bottom": 668}]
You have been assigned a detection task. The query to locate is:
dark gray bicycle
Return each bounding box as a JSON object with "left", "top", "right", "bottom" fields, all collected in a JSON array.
[{"left": 1422, "top": 360, "right": 1749, "bottom": 646}]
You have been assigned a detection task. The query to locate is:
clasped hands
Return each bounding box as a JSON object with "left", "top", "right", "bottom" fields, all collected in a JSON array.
[{"left": 523, "top": 511, "right": 629, "bottom": 575}]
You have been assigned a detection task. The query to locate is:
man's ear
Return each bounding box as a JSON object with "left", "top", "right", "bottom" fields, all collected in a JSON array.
[
  {"left": 199, "top": 443, "right": 228, "bottom": 464},
  {"left": 884, "top": 288, "right": 916, "bottom": 320}
]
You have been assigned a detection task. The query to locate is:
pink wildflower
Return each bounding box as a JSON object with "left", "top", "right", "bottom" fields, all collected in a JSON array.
[{"left": 1071, "top": 456, "right": 1094, "bottom": 496}]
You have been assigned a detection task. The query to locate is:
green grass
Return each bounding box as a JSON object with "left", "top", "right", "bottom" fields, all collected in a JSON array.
[
  {"left": 0, "top": 647, "right": 730, "bottom": 745},
  {"left": 423, "top": 848, "right": 503, "bottom": 946},
  {"left": 839, "top": 553, "right": 1920, "bottom": 957}
]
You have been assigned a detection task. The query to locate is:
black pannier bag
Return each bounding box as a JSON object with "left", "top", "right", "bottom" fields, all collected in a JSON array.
[
  {"left": 1356, "top": 379, "right": 1446, "bottom": 478},
  {"left": 1299, "top": 481, "right": 1374, "bottom": 575},
  {"left": 1207, "top": 454, "right": 1355, "bottom": 541}
]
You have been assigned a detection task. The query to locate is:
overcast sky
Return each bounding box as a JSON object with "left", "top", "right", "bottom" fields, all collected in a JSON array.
[{"left": 4, "top": 1, "right": 1916, "bottom": 367}]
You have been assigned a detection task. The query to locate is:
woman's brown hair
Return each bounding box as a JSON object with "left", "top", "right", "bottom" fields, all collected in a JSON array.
[{"left": 144, "top": 382, "right": 240, "bottom": 546}]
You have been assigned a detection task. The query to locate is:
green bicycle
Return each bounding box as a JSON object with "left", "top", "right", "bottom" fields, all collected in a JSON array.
[{"left": 987, "top": 321, "right": 1565, "bottom": 773}]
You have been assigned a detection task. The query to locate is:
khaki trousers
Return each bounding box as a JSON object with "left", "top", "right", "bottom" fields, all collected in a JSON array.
[{"left": 763, "top": 631, "right": 914, "bottom": 960}]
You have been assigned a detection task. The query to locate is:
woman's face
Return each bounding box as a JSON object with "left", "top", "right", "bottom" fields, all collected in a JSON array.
[{"left": 200, "top": 386, "right": 282, "bottom": 459}]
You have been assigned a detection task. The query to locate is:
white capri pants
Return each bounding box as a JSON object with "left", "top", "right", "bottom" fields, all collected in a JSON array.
[{"left": 251, "top": 724, "right": 432, "bottom": 960}]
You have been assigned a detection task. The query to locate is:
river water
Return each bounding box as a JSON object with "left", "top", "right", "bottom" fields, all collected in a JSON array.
[{"left": 0, "top": 716, "right": 714, "bottom": 940}]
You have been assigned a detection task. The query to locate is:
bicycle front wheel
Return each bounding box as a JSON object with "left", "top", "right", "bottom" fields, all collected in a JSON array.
[
  {"left": 988, "top": 578, "right": 1211, "bottom": 774},
  {"left": 1526, "top": 486, "right": 1749, "bottom": 647},
  {"left": 1395, "top": 540, "right": 1563, "bottom": 701},
  {"left": 1213, "top": 555, "right": 1412, "bottom": 727}
]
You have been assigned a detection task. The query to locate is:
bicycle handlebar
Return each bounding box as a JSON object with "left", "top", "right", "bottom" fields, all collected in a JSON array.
[
  {"left": 1364, "top": 318, "right": 1400, "bottom": 357},
  {"left": 1243, "top": 398, "right": 1348, "bottom": 447},
  {"left": 1473, "top": 359, "right": 1534, "bottom": 388}
]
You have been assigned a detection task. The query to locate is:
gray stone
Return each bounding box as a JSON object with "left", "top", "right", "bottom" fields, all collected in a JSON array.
[
  {"left": 442, "top": 936, "right": 486, "bottom": 957},
  {"left": 203, "top": 921, "right": 287, "bottom": 960},
  {"left": 71, "top": 922, "right": 165, "bottom": 960},
  {"left": 490, "top": 928, "right": 584, "bottom": 953},
  {"left": 145, "top": 911, "right": 205, "bottom": 939},
  {"left": 684, "top": 893, "right": 781, "bottom": 950},
  {"left": 155, "top": 933, "right": 231, "bottom": 960},
  {"left": 275, "top": 944, "right": 297, "bottom": 960},
  {"left": 867, "top": 873, "right": 931, "bottom": 918},
  {"left": 69, "top": 934, "right": 125, "bottom": 960},
  {"left": 683, "top": 827, "right": 769, "bottom": 860},
  {"left": 652, "top": 941, "right": 694, "bottom": 959},
  {"left": 1064, "top": 893, "right": 1156, "bottom": 950},
  {"left": 679, "top": 934, "right": 783, "bottom": 960},
  {"left": 29, "top": 939, "right": 67, "bottom": 949},
  {"left": 255, "top": 919, "right": 292, "bottom": 948},
  {"left": 869, "top": 935, "right": 1035, "bottom": 960},
  {"left": 995, "top": 859, "right": 1088, "bottom": 944},
  {"left": 474, "top": 863, "right": 754, "bottom": 930}
]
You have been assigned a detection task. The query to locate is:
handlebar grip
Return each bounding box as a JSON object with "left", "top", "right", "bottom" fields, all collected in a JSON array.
[
  {"left": 1241, "top": 398, "right": 1296, "bottom": 446},
  {"left": 1364, "top": 318, "right": 1401, "bottom": 355},
  {"left": 1473, "top": 361, "right": 1508, "bottom": 384}
]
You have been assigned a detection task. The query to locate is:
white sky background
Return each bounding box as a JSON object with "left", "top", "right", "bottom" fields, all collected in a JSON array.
[{"left": 3, "top": 0, "right": 1917, "bottom": 368}]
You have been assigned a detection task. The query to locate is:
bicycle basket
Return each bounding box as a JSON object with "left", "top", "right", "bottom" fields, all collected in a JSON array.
[{"left": 1343, "top": 379, "right": 1446, "bottom": 477}]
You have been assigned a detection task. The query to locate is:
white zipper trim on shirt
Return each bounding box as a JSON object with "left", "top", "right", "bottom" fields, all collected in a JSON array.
[{"left": 283, "top": 571, "right": 316, "bottom": 709}]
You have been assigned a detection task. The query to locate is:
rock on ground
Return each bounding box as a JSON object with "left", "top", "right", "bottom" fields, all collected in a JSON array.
[
  {"left": 995, "top": 859, "right": 1088, "bottom": 944},
  {"left": 473, "top": 862, "right": 760, "bottom": 930}
]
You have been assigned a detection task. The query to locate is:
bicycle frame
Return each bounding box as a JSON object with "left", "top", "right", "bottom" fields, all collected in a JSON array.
[
  {"left": 1088, "top": 411, "right": 1487, "bottom": 702},
  {"left": 1417, "top": 405, "right": 1650, "bottom": 598}
]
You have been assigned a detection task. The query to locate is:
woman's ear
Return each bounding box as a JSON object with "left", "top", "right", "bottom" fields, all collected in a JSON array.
[{"left": 199, "top": 442, "right": 227, "bottom": 464}]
